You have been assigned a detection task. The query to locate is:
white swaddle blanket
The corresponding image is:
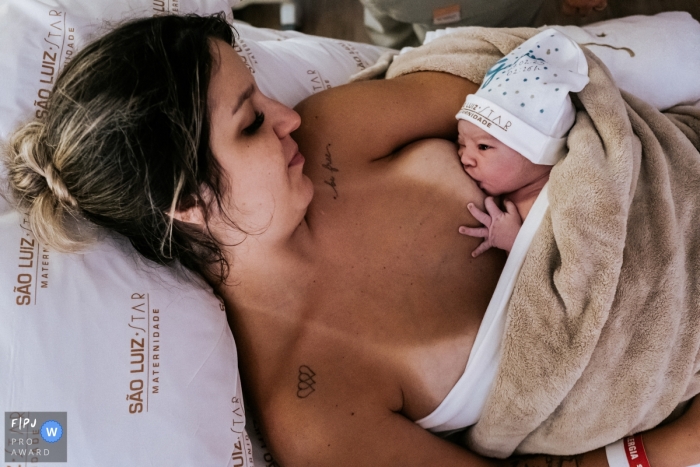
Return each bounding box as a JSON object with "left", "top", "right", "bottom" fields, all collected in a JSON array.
[{"left": 416, "top": 185, "right": 550, "bottom": 432}]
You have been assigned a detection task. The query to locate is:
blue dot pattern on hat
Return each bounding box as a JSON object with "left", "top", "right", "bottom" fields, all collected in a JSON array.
[
  {"left": 475, "top": 29, "right": 588, "bottom": 130},
  {"left": 458, "top": 28, "right": 590, "bottom": 166}
]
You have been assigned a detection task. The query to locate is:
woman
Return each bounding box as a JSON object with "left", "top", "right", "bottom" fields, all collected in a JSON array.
[{"left": 4, "top": 13, "right": 700, "bottom": 466}]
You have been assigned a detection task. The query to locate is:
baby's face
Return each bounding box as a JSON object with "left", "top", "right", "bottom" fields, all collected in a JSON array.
[{"left": 457, "top": 120, "right": 547, "bottom": 196}]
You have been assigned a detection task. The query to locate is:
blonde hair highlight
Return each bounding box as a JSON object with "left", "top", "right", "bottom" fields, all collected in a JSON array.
[
  {"left": 5, "top": 120, "right": 87, "bottom": 251},
  {"left": 2, "top": 13, "right": 236, "bottom": 283}
]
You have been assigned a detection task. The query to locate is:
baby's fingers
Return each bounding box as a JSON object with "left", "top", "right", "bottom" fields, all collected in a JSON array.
[
  {"left": 459, "top": 226, "right": 488, "bottom": 238},
  {"left": 467, "top": 202, "right": 491, "bottom": 227},
  {"left": 471, "top": 240, "right": 492, "bottom": 258},
  {"left": 484, "top": 197, "right": 505, "bottom": 218},
  {"left": 504, "top": 199, "right": 520, "bottom": 218}
]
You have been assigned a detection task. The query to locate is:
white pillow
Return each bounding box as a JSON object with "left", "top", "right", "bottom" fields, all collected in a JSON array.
[
  {"left": 551, "top": 12, "right": 700, "bottom": 110},
  {"left": 0, "top": 4, "right": 390, "bottom": 466},
  {"left": 424, "top": 12, "right": 700, "bottom": 111},
  {"left": 0, "top": 200, "right": 253, "bottom": 466},
  {"left": 0, "top": 0, "right": 237, "bottom": 141},
  {"left": 0, "top": 3, "right": 252, "bottom": 464},
  {"left": 232, "top": 21, "right": 392, "bottom": 107}
]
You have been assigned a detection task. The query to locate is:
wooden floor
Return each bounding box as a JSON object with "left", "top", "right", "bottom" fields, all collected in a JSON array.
[{"left": 234, "top": 0, "right": 700, "bottom": 43}]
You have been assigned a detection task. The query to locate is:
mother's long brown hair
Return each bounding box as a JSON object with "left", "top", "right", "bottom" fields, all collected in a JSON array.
[{"left": 4, "top": 13, "right": 237, "bottom": 283}]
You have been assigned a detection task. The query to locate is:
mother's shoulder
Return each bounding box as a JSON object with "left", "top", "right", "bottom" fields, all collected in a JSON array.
[{"left": 293, "top": 72, "right": 477, "bottom": 174}]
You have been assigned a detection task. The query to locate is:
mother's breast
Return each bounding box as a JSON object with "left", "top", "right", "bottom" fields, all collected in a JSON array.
[
  {"left": 307, "top": 138, "right": 489, "bottom": 269},
  {"left": 305, "top": 137, "right": 504, "bottom": 330},
  {"left": 303, "top": 138, "right": 506, "bottom": 419}
]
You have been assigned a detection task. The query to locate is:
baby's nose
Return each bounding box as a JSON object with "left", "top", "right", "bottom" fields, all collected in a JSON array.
[{"left": 460, "top": 150, "right": 474, "bottom": 167}]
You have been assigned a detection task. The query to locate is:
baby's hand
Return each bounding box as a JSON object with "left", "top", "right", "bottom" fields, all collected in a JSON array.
[{"left": 459, "top": 197, "right": 522, "bottom": 257}]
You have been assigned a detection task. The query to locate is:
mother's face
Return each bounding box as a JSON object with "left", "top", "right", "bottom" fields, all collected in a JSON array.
[{"left": 206, "top": 39, "right": 313, "bottom": 246}]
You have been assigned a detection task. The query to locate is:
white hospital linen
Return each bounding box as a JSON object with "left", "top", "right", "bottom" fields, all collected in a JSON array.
[
  {"left": 0, "top": 203, "right": 252, "bottom": 466},
  {"left": 232, "top": 21, "right": 392, "bottom": 108},
  {"left": 416, "top": 184, "right": 549, "bottom": 432},
  {"left": 424, "top": 12, "right": 700, "bottom": 111}
]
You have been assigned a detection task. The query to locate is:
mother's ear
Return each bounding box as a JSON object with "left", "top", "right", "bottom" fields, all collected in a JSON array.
[{"left": 169, "top": 193, "right": 207, "bottom": 227}]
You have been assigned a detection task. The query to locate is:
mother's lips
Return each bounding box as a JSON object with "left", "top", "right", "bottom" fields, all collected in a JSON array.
[{"left": 289, "top": 151, "right": 305, "bottom": 167}]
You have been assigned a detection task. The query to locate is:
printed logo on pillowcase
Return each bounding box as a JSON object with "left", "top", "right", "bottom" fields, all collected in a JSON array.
[
  {"left": 126, "top": 293, "right": 165, "bottom": 414},
  {"left": 306, "top": 69, "right": 332, "bottom": 93},
  {"left": 9, "top": 217, "right": 169, "bottom": 414},
  {"left": 235, "top": 38, "right": 259, "bottom": 74},
  {"left": 1, "top": 1, "right": 235, "bottom": 141},
  {"left": 153, "top": 0, "right": 180, "bottom": 14},
  {"left": 231, "top": 428, "right": 255, "bottom": 467},
  {"left": 13, "top": 217, "right": 49, "bottom": 306},
  {"left": 33, "top": 9, "right": 80, "bottom": 121},
  {"left": 247, "top": 415, "right": 280, "bottom": 467},
  {"left": 230, "top": 396, "right": 254, "bottom": 466},
  {"left": 2, "top": 205, "right": 249, "bottom": 465},
  {"left": 335, "top": 41, "right": 368, "bottom": 72}
]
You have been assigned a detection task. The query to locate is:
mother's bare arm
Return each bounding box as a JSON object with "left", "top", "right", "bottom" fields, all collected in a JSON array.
[
  {"left": 293, "top": 71, "right": 478, "bottom": 171},
  {"left": 503, "top": 397, "right": 700, "bottom": 467},
  {"left": 265, "top": 394, "right": 700, "bottom": 467}
]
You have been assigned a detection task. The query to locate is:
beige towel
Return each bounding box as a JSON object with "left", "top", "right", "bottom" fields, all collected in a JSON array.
[{"left": 388, "top": 28, "right": 700, "bottom": 457}]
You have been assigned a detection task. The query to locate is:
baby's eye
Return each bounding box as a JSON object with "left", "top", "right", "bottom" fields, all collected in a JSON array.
[
  {"left": 243, "top": 111, "right": 265, "bottom": 135},
  {"left": 477, "top": 144, "right": 491, "bottom": 150}
]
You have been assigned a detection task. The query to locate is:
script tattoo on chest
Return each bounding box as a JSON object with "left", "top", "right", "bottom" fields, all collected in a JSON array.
[
  {"left": 297, "top": 365, "right": 317, "bottom": 399},
  {"left": 322, "top": 143, "right": 339, "bottom": 199}
]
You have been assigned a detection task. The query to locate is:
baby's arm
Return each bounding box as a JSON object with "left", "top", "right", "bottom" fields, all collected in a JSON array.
[{"left": 459, "top": 197, "right": 522, "bottom": 257}]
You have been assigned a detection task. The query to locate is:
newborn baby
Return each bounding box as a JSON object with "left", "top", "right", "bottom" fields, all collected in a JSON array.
[{"left": 457, "top": 28, "right": 589, "bottom": 256}]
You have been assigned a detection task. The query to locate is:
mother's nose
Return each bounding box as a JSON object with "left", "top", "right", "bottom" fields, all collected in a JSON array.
[{"left": 271, "top": 100, "right": 301, "bottom": 139}]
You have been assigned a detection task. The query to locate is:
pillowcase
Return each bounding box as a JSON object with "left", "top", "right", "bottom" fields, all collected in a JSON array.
[
  {"left": 551, "top": 11, "right": 700, "bottom": 110},
  {"left": 423, "top": 11, "right": 700, "bottom": 110},
  {"left": 232, "top": 20, "right": 392, "bottom": 107},
  {"left": 0, "top": 201, "right": 252, "bottom": 466},
  {"left": 0, "top": 3, "right": 390, "bottom": 466},
  {"left": 1, "top": 4, "right": 250, "bottom": 464},
  {"left": 0, "top": 0, "right": 237, "bottom": 142}
]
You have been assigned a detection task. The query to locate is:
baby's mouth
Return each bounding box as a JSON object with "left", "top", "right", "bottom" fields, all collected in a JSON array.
[{"left": 465, "top": 167, "right": 479, "bottom": 183}]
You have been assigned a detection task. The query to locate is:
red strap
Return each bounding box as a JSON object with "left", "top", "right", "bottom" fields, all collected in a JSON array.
[{"left": 624, "top": 434, "right": 651, "bottom": 467}]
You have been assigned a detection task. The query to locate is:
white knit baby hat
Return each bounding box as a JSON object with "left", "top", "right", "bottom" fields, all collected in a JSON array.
[{"left": 456, "top": 28, "right": 589, "bottom": 165}]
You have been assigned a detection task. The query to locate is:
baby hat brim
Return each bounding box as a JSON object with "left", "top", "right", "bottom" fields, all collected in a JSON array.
[
  {"left": 457, "top": 94, "right": 568, "bottom": 165},
  {"left": 457, "top": 29, "right": 589, "bottom": 165}
]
